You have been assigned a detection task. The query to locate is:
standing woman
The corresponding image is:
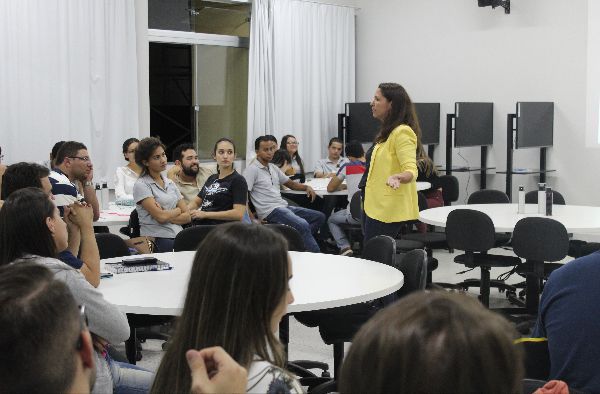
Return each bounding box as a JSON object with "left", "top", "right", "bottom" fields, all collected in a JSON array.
[
  {"left": 133, "top": 137, "right": 190, "bottom": 252},
  {"left": 281, "top": 134, "right": 305, "bottom": 183},
  {"left": 188, "top": 138, "right": 249, "bottom": 225},
  {"left": 151, "top": 223, "right": 301, "bottom": 393},
  {"left": 114, "top": 137, "right": 141, "bottom": 203},
  {"left": 363, "top": 83, "right": 420, "bottom": 242}
]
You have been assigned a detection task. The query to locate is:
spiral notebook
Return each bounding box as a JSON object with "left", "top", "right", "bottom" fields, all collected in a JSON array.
[{"left": 105, "top": 257, "right": 172, "bottom": 274}]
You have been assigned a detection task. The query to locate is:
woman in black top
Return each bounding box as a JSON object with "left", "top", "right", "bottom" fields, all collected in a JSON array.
[{"left": 189, "top": 138, "right": 248, "bottom": 225}]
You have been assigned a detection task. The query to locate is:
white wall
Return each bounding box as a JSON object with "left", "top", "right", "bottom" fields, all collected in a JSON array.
[{"left": 353, "top": 0, "right": 599, "bottom": 222}]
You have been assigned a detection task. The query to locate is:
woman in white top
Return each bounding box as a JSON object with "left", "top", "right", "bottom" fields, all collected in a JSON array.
[
  {"left": 151, "top": 223, "right": 302, "bottom": 394},
  {"left": 114, "top": 138, "right": 141, "bottom": 203}
]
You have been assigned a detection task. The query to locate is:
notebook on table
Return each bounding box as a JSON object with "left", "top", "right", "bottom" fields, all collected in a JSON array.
[{"left": 105, "top": 257, "right": 172, "bottom": 274}]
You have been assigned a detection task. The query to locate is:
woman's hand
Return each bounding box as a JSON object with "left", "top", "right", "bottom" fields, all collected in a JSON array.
[
  {"left": 386, "top": 172, "right": 413, "bottom": 189},
  {"left": 190, "top": 209, "right": 207, "bottom": 220},
  {"left": 187, "top": 347, "right": 247, "bottom": 394}
]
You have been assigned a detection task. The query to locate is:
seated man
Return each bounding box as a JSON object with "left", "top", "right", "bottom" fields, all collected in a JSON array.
[
  {"left": 244, "top": 136, "right": 325, "bottom": 253},
  {"left": 0, "top": 263, "right": 96, "bottom": 394},
  {"left": 533, "top": 251, "right": 600, "bottom": 393},
  {"left": 50, "top": 141, "right": 100, "bottom": 221},
  {"left": 326, "top": 141, "right": 366, "bottom": 256},
  {"left": 167, "top": 143, "right": 216, "bottom": 203},
  {"left": 1, "top": 162, "right": 100, "bottom": 287},
  {"left": 314, "top": 137, "right": 349, "bottom": 178}
]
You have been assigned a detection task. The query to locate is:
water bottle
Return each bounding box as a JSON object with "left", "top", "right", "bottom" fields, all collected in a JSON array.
[
  {"left": 101, "top": 179, "right": 109, "bottom": 210},
  {"left": 537, "top": 183, "right": 546, "bottom": 214},
  {"left": 517, "top": 186, "right": 525, "bottom": 214},
  {"left": 546, "top": 187, "right": 553, "bottom": 216},
  {"left": 95, "top": 183, "right": 103, "bottom": 209}
]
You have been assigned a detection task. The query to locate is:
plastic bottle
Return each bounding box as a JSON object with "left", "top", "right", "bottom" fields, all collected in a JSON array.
[
  {"left": 517, "top": 186, "right": 525, "bottom": 214},
  {"left": 537, "top": 183, "right": 546, "bottom": 214},
  {"left": 101, "top": 180, "right": 109, "bottom": 210},
  {"left": 546, "top": 187, "right": 553, "bottom": 216}
]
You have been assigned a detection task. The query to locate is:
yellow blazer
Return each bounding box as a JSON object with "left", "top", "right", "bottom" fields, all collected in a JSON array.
[{"left": 364, "top": 124, "right": 419, "bottom": 223}]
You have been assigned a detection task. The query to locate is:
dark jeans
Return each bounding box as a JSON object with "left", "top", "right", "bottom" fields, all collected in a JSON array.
[
  {"left": 153, "top": 237, "right": 174, "bottom": 253},
  {"left": 363, "top": 214, "right": 404, "bottom": 244},
  {"left": 266, "top": 206, "right": 326, "bottom": 253}
]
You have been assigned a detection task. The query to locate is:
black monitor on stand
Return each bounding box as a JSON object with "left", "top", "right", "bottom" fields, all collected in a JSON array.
[
  {"left": 338, "top": 102, "right": 380, "bottom": 144},
  {"left": 445, "top": 102, "right": 494, "bottom": 189},
  {"left": 503, "top": 102, "right": 555, "bottom": 200},
  {"left": 414, "top": 103, "right": 441, "bottom": 160}
]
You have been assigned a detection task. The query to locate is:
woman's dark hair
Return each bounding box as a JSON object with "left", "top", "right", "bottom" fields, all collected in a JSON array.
[
  {"left": 0, "top": 187, "right": 58, "bottom": 265},
  {"left": 135, "top": 137, "right": 165, "bottom": 176},
  {"left": 280, "top": 135, "right": 305, "bottom": 175},
  {"left": 0, "top": 263, "right": 80, "bottom": 394},
  {"left": 345, "top": 140, "right": 364, "bottom": 159},
  {"left": 374, "top": 83, "right": 423, "bottom": 147},
  {"left": 121, "top": 138, "right": 140, "bottom": 162},
  {"left": 339, "top": 291, "right": 523, "bottom": 394},
  {"left": 151, "top": 223, "right": 290, "bottom": 394},
  {"left": 272, "top": 149, "right": 291, "bottom": 168}
]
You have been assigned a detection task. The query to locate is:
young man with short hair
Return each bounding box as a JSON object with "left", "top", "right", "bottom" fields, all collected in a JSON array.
[
  {"left": 0, "top": 263, "right": 96, "bottom": 394},
  {"left": 50, "top": 141, "right": 100, "bottom": 221},
  {"left": 314, "top": 137, "right": 349, "bottom": 178},
  {"left": 326, "top": 141, "right": 366, "bottom": 256},
  {"left": 167, "top": 143, "right": 216, "bottom": 203},
  {"left": 244, "top": 136, "right": 325, "bottom": 252}
]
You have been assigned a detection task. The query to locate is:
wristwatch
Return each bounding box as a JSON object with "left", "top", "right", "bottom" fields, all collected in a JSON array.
[{"left": 84, "top": 181, "right": 93, "bottom": 187}]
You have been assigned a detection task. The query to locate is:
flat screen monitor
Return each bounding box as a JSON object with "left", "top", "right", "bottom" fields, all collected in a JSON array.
[
  {"left": 515, "top": 102, "right": 554, "bottom": 148},
  {"left": 454, "top": 102, "right": 494, "bottom": 147},
  {"left": 345, "top": 102, "right": 380, "bottom": 143},
  {"left": 414, "top": 103, "right": 440, "bottom": 145}
]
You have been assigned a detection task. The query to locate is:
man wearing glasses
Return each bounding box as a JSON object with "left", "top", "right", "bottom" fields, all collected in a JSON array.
[{"left": 49, "top": 140, "right": 100, "bottom": 221}]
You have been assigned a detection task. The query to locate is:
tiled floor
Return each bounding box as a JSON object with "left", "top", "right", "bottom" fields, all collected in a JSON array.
[{"left": 116, "top": 244, "right": 571, "bottom": 376}]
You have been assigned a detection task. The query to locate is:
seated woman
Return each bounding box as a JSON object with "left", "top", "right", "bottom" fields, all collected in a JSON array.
[
  {"left": 188, "top": 138, "right": 249, "bottom": 225},
  {"left": 272, "top": 148, "right": 293, "bottom": 176},
  {"left": 133, "top": 137, "right": 190, "bottom": 252},
  {"left": 0, "top": 187, "right": 153, "bottom": 394},
  {"left": 416, "top": 149, "right": 443, "bottom": 232},
  {"left": 114, "top": 137, "right": 141, "bottom": 204},
  {"left": 151, "top": 223, "right": 301, "bottom": 394},
  {"left": 281, "top": 134, "right": 305, "bottom": 183},
  {"left": 339, "top": 291, "right": 523, "bottom": 394}
]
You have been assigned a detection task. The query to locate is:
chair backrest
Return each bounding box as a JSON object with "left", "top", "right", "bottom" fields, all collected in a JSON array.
[
  {"left": 362, "top": 235, "right": 396, "bottom": 267},
  {"left": 437, "top": 175, "right": 459, "bottom": 205},
  {"left": 95, "top": 233, "right": 131, "bottom": 259},
  {"left": 445, "top": 209, "right": 496, "bottom": 252},
  {"left": 417, "top": 191, "right": 428, "bottom": 211},
  {"left": 467, "top": 189, "right": 510, "bottom": 204},
  {"left": 512, "top": 217, "right": 569, "bottom": 262},
  {"left": 524, "top": 190, "right": 566, "bottom": 205},
  {"left": 126, "top": 209, "right": 141, "bottom": 238},
  {"left": 173, "top": 225, "right": 217, "bottom": 252},
  {"left": 395, "top": 249, "right": 427, "bottom": 297},
  {"left": 266, "top": 224, "right": 306, "bottom": 252},
  {"left": 349, "top": 191, "right": 362, "bottom": 222}
]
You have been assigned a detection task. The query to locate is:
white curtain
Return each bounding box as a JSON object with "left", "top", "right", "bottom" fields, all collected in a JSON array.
[
  {"left": 247, "top": 0, "right": 355, "bottom": 169},
  {"left": 0, "top": 0, "right": 139, "bottom": 185}
]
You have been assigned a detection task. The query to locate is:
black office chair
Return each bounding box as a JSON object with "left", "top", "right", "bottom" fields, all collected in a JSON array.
[
  {"left": 446, "top": 209, "right": 521, "bottom": 308},
  {"left": 173, "top": 225, "right": 217, "bottom": 252},
  {"left": 467, "top": 189, "right": 510, "bottom": 204},
  {"left": 119, "top": 208, "right": 140, "bottom": 238},
  {"left": 95, "top": 233, "right": 131, "bottom": 259},
  {"left": 437, "top": 174, "right": 459, "bottom": 206},
  {"left": 511, "top": 217, "right": 569, "bottom": 314},
  {"left": 336, "top": 191, "right": 364, "bottom": 253},
  {"left": 524, "top": 190, "right": 566, "bottom": 205},
  {"left": 266, "top": 223, "right": 306, "bottom": 252}
]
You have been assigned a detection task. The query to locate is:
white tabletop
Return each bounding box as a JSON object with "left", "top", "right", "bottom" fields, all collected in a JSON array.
[
  {"left": 99, "top": 251, "right": 404, "bottom": 315},
  {"left": 282, "top": 178, "right": 431, "bottom": 196},
  {"left": 419, "top": 204, "right": 600, "bottom": 233},
  {"left": 96, "top": 203, "right": 134, "bottom": 226}
]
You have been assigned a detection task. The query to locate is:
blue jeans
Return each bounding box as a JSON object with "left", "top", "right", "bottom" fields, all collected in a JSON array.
[
  {"left": 363, "top": 214, "right": 404, "bottom": 244},
  {"left": 266, "top": 206, "right": 325, "bottom": 253},
  {"left": 107, "top": 355, "right": 154, "bottom": 394},
  {"left": 328, "top": 208, "right": 360, "bottom": 250}
]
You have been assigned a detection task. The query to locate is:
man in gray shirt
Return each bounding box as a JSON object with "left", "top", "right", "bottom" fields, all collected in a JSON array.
[
  {"left": 244, "top": 136, "right": 325, "bottom": 252},
  {"left": 314, "top": 137, "right": 349, "bottom": 178}
]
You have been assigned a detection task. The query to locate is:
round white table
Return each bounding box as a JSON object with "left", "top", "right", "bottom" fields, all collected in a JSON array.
[
  {"left": 419, "top": 204, "right": 600, "bottom": 233},
  {"left": 96, "top": 203, "right": 134, "bottom": 226},
  {"left": 99, "top": 251, "right": 404, "bottom": 315},
  {"left": 282, "top": 178, "right": 431, "bottom": 196}
]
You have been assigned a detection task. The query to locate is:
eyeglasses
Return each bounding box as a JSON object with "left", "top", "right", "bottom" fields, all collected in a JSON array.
[
  {"left": 287, "top": 142, "right": 299, "bottom": 146},
  {"left": 0, "top": 154, "right": 4, "bottom": 163},
  {"left": 69, "top": 156, "right": 91, "bottom": 162},
  {"left": 76, "top": 304, "right": 89, "bottom": 350}
]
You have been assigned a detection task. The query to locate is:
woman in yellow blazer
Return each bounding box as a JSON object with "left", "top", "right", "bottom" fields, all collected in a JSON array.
[{"left": 363, "top": 83, "right": 421, "bottom": 242}]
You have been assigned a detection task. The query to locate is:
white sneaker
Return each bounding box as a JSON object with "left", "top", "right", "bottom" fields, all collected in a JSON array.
[{"left": 340, "top": 247, "right": 353, "bottom": 257}]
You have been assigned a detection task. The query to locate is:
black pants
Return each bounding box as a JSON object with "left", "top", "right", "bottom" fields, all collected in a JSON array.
[{"left": 363, "top": 214, "right": 404, "bottom": 243}]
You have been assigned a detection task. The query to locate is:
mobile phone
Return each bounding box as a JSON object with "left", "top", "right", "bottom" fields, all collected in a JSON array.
[{"left": 100, "top": 272, "right": 113, "bottom": 279}]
